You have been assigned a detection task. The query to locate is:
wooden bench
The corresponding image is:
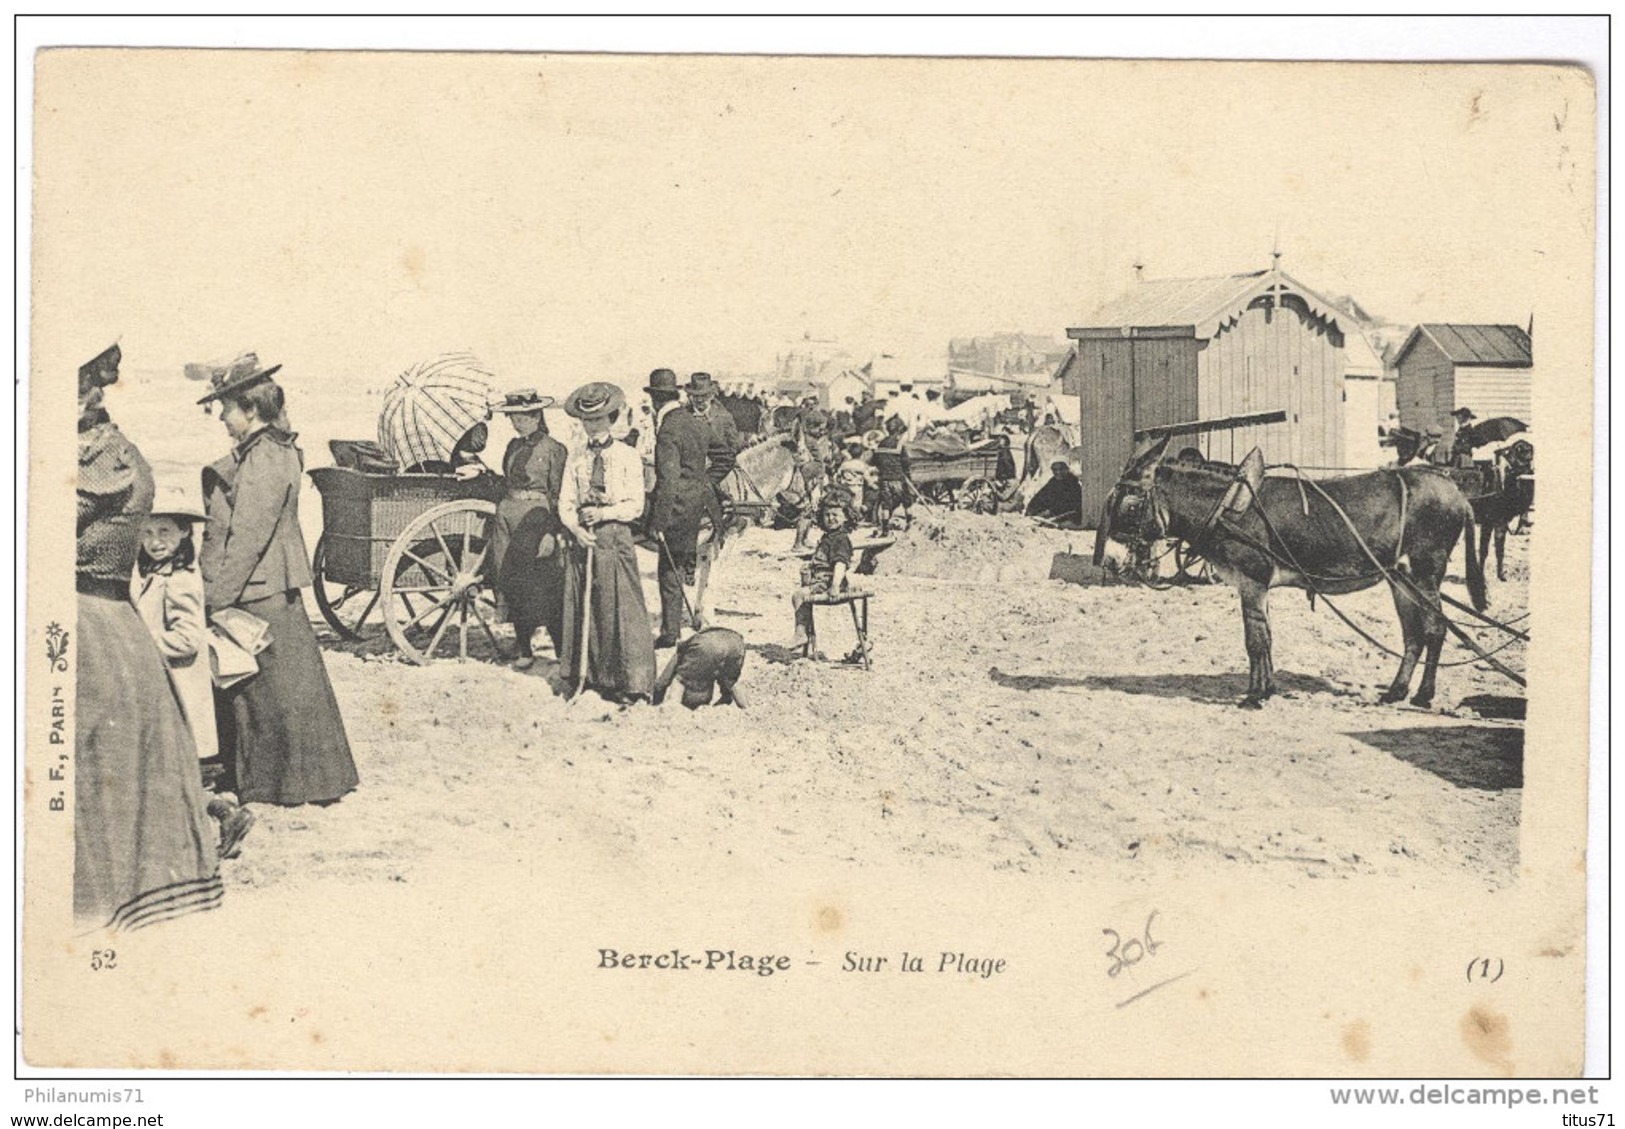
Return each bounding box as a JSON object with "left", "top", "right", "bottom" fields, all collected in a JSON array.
[
  {"left": 790, "top": 535, "right": 895, "bottom": 558},
  {"left": 804, "top": 589, "right": 874, "bottom": 670}
]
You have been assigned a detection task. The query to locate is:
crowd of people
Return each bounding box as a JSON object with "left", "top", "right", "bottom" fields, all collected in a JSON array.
[
  {"left": 72, "top": 345, "right": 1082, "bottom": 932},
  {"left": 460, "top": 370, "right": 750, "bottom": 706}
]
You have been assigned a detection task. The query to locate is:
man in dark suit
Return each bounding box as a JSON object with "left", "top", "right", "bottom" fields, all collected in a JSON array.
[
  {"left": 685, "top": 372, "right": 741, "bottom": 487},
  {"left": 647, "top": 369, "right": 721, "bottom": 648}
]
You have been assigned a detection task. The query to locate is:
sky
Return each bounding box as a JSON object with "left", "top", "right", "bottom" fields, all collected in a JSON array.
[{"left": 33, "top": 50, "right": 1594, "bottom": 403}]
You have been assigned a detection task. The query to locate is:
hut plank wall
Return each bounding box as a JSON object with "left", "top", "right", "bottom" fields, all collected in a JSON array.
[
  {"left": 1197, "top": 296, "right": 1345, "bottom": 469},
  {"left": 1396, "top": 334, "right": 1456, "bottom": 431},
  {"left": 1072, "top": 280, "right": 1349, "bottom": 521},
  {"left": 1075, "top": 335, "right": 1200, "bottom": 519},
  {"left": 1454, "top": 365, "right": 1532, "bottom": 421}
]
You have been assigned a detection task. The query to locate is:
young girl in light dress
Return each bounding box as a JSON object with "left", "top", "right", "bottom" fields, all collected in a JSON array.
[{"left": 131, "top": 483, "right": 254, "bottom": 859}]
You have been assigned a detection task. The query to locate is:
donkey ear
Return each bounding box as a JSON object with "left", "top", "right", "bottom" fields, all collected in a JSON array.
[{"left": 1128, "top": 431, "right": 1171, "bottom": 474}]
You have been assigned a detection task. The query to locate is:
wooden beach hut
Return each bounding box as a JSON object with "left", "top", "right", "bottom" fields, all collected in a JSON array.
[
  {"left": 1065, "top": 267, "right": 1360, "bottom": 522},
  {"left": 1393, "top": 323, "right": 1532, "bottom": 432}
]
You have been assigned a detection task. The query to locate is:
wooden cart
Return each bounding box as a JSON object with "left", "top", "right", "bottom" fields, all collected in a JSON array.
[
  {"left": 308, "top": 466, "right": 505, "bottom": 665},
  {"left": 908, "top": 437, "right": 1015, "bottom": 513}
]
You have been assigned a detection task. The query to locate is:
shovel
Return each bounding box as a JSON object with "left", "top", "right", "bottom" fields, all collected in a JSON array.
[{"left": 573, "top": 543, "right": 595, "bottom": 699}]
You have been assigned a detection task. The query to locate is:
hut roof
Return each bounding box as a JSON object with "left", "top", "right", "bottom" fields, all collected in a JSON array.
[
  {"left": 1070, "top": 269, "right": 1358, "bottom": 340},
  {"left": 1394, "top": 324, "right": 1532, "bottom": 368}
]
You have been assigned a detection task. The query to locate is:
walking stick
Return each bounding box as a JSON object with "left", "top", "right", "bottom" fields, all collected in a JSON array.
[
  {"left": 655, "top": 532, "right": 700, "bottom": 629},
  {"left": 574, "top": 542, "right": 595, "bottom": 698}
]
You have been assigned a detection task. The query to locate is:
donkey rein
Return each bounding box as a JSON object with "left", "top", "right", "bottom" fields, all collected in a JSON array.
[
  {"left": 1289, "top": 475, "right": 1528, "bottom": 643},
  {"left": 1117, "top": 538, "right": 1185, "bottom": 592}
]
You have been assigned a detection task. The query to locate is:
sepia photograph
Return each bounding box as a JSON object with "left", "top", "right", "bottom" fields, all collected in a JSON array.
[{"left": 13, "top": 14, "right": 1605, "bottom": 1116}]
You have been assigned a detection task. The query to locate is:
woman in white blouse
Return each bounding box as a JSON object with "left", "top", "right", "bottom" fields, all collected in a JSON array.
[{"left": 558, "top": 382, "right": 657, "bottom": 703}]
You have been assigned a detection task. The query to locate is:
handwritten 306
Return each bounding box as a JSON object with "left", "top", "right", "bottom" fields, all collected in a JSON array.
[{"left": 1103, "top": 910, "right": 1162, "bottom": 978}]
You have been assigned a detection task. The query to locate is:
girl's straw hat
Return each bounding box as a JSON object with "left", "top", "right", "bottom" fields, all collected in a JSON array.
[{"left": 149, "top": 479, "right": 206, "bottom": 521}]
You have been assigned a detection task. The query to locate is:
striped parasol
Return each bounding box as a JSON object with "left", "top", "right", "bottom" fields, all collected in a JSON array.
[{"left": 378, "top": 352, "right": 500, "bottom": 469}]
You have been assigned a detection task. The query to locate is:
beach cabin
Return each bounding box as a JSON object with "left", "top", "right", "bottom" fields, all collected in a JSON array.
[
  {"left": 1066, "top": 268, "right": 1359, "bottom": 522},
  {"left": 1393, "top": 324, "right": 1532, "bottom": 432}
]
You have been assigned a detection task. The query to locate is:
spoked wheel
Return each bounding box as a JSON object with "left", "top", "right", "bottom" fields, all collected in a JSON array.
[
  {"left": 312, "top": 534, "right": 386, "bottom": 641},
  {"left": 380, "top": 499, "right": 503, "bottom": 665},
  {"left": 921, "top": 481, "right": 957, "bottom": 508},
  {"left": 960, "top": 477, "right": 998, "bottom": 514}
]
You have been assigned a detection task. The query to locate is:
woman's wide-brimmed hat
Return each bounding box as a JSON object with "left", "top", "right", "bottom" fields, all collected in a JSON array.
[
  {"left": 191, "top": 352, "right": 283, "bottom": 405},
  {"left": 148, "top": 479, "right": 206, "bottom": 522},
  {"left": 493, "top": 388, "right": 556, "bottom": 414},
  {"left": 564, "top": 381, "right": 627, "bottom": 421},
  {"left": 862, "top": 428, "right": 885, "bottom": 450},
  {"left": 79, "top": 342, "right": 122, "bottom": 392}
]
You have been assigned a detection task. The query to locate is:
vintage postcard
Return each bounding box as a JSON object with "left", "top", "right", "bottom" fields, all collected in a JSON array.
[{"left": 21, "top": 47, "right": 1595, "bottom": 1079}]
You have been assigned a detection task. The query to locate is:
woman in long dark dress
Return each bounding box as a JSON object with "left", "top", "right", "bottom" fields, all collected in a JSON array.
[
  {"left": 486, "top": 389, "right": 569, "bottom": 668},
  {"left": 76, "top": 343, "right": 222, "bottom": 930},
  {"left": 197, "top": 355, "right": 359, "bottom": 806}
]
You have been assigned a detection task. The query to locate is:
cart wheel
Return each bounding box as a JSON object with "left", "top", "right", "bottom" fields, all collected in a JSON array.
[
  {"left": 960, "top": 477, "right": 997, "bottom": 514},
  {"left": 312, "top": 534, "right": 386, "bottom": 641},
  {"left": 380, "top": 499, "right": 502, "bottom": 665}
]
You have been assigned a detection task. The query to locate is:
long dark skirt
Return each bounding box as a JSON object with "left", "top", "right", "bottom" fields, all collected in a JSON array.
[
  {"left": 220, "top": 590, "right": 359, "bottom": 806},
  {"left": 489, "top": 496, "right": 565, "bottom": 654},
  {"left": 76, "top": 589, "right": 221, "bottom": 930},
  {"left": 559, "top": 523, "right": 656, "bottom": 699}
]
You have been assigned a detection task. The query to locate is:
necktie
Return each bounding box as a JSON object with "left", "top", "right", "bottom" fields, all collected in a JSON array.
[{"left": 589, "top": 440, "right": 609, "bottom": 497}]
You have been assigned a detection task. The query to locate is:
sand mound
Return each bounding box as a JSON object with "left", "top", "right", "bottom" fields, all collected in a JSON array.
[{"left": 878, "top": 508, "right": 1089, "bottom": 583}]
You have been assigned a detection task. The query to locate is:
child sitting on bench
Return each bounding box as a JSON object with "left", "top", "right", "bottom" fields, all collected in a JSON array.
[{"left": 788, "top": 496, "right": 853, "bottom": 652}]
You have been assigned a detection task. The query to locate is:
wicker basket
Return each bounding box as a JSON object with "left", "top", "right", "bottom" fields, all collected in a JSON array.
[{"left": 309, "top": 467, "right": 503, "bottom": 588}]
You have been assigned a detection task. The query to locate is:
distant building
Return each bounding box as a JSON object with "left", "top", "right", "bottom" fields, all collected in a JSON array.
[
  {"left": 1394, "top": 324, "right": 1532, "bottom": 432},
  {"left": 1066, "top": 267, "right": 1361, "bottom": 522},
  {"left": 947, "top": 333, "right": 1071, "bottom": 396},
  {"left": 773, "top": 338, "right": 870, "bottom": 409}
]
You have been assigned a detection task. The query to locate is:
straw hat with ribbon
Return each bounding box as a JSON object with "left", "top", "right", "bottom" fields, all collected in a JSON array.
[
  {"left": 492, "top": 388, "right": 556, "bottom": 414},
  {"left": 377, "top": 352, "right": 500, "bottom": 469},
  {"left": 563, "top": 382, "right": 626, "bottom": 421}
]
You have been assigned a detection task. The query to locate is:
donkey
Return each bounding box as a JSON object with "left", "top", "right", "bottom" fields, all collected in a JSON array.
[
  {"left": 1470, "top": 440, "right": 1535, "bottom": 583},
  {"left": 1389, "top": 429, "right": 1533, "bottom": 586},
  {"left": 1098, "top": 434, "right": 1488, "bottom": 709}
]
